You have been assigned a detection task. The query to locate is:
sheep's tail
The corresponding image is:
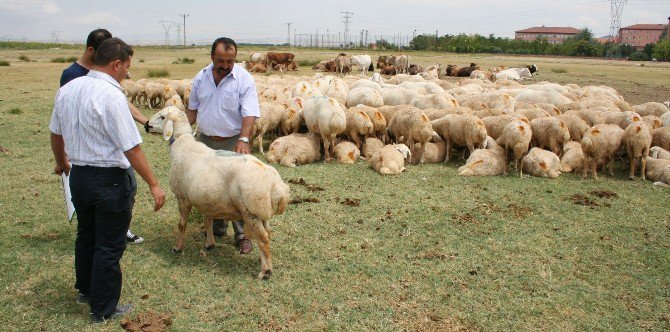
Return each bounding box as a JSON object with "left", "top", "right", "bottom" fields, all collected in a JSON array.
[
  {"left": 271, "top": 181, "right": 290, "bottom": 215},
  {"left": 653, "top": 181, "right": 669, "bottom": 188}
]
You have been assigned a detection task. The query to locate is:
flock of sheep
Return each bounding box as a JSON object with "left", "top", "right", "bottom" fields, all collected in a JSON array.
[
  {"left": 124, "top": 57, "right": 670, "bottom": 278},
  {"left": 121, "top": 63, "right": 670, "bottom": 185}
]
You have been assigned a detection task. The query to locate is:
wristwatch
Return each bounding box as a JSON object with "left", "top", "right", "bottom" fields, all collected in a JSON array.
[{"left": 238, "top": 136, "right": 249, "bottom": 143}]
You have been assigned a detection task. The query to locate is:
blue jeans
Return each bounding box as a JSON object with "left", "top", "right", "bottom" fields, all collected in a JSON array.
[{"left": 69, "top": 165, "right": 131, "bottom": 318}]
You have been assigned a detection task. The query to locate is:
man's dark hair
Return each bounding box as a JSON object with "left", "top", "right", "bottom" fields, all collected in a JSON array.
[
  {"left": 86, "top": 29, "right": 112, "bottom": 51},
  {"left": 94, "top": 38, "right": 134, "bottom": 66},
  {"left": 211, "top": 37, "right": 237, "bottom": 55}
]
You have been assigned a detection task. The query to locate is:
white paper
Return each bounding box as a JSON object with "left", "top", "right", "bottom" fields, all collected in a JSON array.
[{"left": 61, "top": 171, "right": 75, "bottom": 222}]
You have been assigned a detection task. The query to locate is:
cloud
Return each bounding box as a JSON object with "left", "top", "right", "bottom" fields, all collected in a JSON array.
[
  {"left": 71, "top": 11, "right": 123, "bottom": 26},
  {"left": 0, "top": 0, "right": 61, "bottom": 15}
]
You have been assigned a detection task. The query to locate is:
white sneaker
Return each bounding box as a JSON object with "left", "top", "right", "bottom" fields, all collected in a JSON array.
[{"left": 126, "top": 230, "right": 144, "bottom": 244}]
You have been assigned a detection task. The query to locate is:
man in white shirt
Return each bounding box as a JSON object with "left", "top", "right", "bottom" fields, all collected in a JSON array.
[
  {"left": 187, "top": 37, "right": 260, "bottom": 254},
  {"left": 50, "top": 37, "right": 166, "bottom": 323}
]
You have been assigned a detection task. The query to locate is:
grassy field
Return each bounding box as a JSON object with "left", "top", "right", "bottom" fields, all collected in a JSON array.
[{"left": 0, "top": 46, "right": 669, "bottom": 331}]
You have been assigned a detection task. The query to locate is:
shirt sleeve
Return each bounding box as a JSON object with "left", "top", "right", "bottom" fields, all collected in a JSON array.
[
  {"left": 102, "top": 92, "right": 143, "bottom": 152},
  {"left": 239, "top": 73, "right": 260, "bottom": 118},
  {"left": 49, "top": 90, "right": 63, "bottom": 135},
  {"left": 188, "top": 72, "right": 202, "bottom": 111}
]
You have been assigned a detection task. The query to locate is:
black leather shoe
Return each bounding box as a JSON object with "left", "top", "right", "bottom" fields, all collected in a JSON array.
[{"left": 90, "top": 303, "right": 134, "bottom": 324}]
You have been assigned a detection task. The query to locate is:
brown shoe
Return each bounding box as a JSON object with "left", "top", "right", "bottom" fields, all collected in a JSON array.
[{"left": 237, "top": 238, "right": 253, "bottom": 254}]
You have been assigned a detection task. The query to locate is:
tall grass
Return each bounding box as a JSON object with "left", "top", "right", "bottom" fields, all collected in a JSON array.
[
  {"left": 0, "top": 60, "right": 9, "bottom": 66},
  {"left": 7, "top": 107, "right": 22, "bottom": 114},
  {"left": 172, "top": 57, "right": 195, "bottom": 64},
  {"left": 147, "top": 69, "right": 170, "bottom": 77},
  {"left": 50, "top": 56, "right": 77, "bottom": 63},
  {"left": 551, "top": 67, "right": 568, "bottom": 73},
  {"left": 298, "top": 59, "right": 321, "bottom": 67},
  {"left": 18, "top": 55, "right": 30, "bottom": 62}
]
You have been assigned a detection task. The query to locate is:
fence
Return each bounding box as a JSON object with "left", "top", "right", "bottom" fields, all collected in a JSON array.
[{"left": 293, "top": 33, "right": 413, "bottom": 49}]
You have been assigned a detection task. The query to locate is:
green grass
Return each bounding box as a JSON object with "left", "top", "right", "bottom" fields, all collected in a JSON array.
[
  {"left": 0, "top": 60, "right": 9, "bottom": 66},
  {"left": 18, "top": 55, "right": 30, "bottom": 62},
  {"left": 7, "top": 107, "right": 22, "bottom": 114},
  {"left": 147, "top": 68, "right": 170, "bottom": 77},
  {"left": 172, "top": 57, "right": 195, "bottom": 64},
  {"left": 139, "top": 58, "right": 145, "bottom": 63},
  {"left": 0, "top": 46, "right": 669, "bottom": 330},
  {"left": 50, "top": 56, "right": 77, "bottom": 63},
  {"left": 298, "top": 59, "right": 321, "bottom": 67},
  {"left": 551, "top": 67, "right": 568, "bottom": 73}
]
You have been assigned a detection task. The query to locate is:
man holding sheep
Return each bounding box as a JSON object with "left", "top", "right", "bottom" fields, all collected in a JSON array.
[
  {"left": 187, "top": 37, "right": 260, "bottom": 254},
  {"left": 50, "top": 38, "right": 166, "bottom": 323}
]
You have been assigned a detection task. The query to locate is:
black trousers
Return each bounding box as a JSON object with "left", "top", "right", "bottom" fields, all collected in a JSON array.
[{"left": 69, "top": 165, "right": 131, "bottom": 318}]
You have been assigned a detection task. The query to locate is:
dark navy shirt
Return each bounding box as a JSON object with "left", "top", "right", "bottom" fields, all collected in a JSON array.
[{"left": 60, "top": 61, "right": 89, "bottom": 87}]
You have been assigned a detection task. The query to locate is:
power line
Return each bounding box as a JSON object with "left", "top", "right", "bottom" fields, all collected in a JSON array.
[{"left": 287, "top": 22, "right": 292, "bottom": 46}]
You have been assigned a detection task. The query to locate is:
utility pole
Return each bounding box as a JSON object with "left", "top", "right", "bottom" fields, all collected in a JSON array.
[
  {"left": 286, "top": 22, "right": 292, "bottom": 46},
  {"left": 435, "top": 30, "right": 438, "bottom": 51},
  {"left": 50, "top": 30, "right": 61, "bottom": 43},
  {"left": 341, "top": 11, "right": 353, "bottom": 49},
  {"left": 159, "top": 20, "right": 173, "bottom": 46},
  {"left": 179, "top": 14, "right": 189, "bottom": 47}
]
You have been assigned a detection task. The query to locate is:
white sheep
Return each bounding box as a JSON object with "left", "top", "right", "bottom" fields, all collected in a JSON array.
[
  {"left": 457, "top": 138, "right": 507, "bottom": 176},
  {"left": 496, "top": 120, "right": 532, "bottom": 176},
  {"left": 302, "top": 96, "right": 347, "bottom": 161},
  {"left": 280, "top": 97, "right": 304, "bottom": 136},
  {"left": 581, "top": 124, "right": 625, "bottom": 180},
  {"left": 652, "top": 127, "right": 670, "bottom": 151},
  {"left": 349, "top": 104, "right": 387, "bottom": 142},
  {"left": 325, "top": 78, "right": 350, "bottom": 106},
  {"left": 345, "top": 87, "right": 384, "bottom": 108},
  {"left": 529, "top": 117, "right": 571, "bottom": 157},
  {"left": 333, "top": 141, "right": 361, "bottom": 164},
  {"left": 650, "top": 146, "right": 670, "bottom": 160},
  {"left": 623, "top": 121, "right": 652, "bottom": 180},
  {"left": 253, "top": 102, "right": 287, "bottom": 155},
  {"left": 343, "top": 107, "right": 374, "bottom": 152},
  {"left": 431, "top": 114, "right": 488, "bottom": 162},
  {"left": 410, "top": 140, "right": 446, "bottom": 164},
  {"left": 644, "top": 157, "right": 670, "bottom": 186},
  {"left": 363, "top": 137, "right": 384, "bottom": 159},
  {"left": 522, "top": 148, "right": 562, "bottom": 178},
  {"left": 164, "top": 95, "right": 185, "bottom": 112},
  {"left": 387, "top": 108, "right": 433, "bottom": 163},
  {"left": 555, "top": 113, "right": 591, "bottom": 142},
  {"left": 380, "top": 87, "right": 420, "bottom": 106},
  {"left": 369, "top": 144, "right": 411, "bottom": 175},
  {"left": 350, "top": 79, "right": 382, "bottom": 92},
  {"left": 482, "top": 114, "right": 529, "bottom": 140},
  {"left": 147, "top": 106, "right": 290, "bottom": 279},
  {"left": 265, "top": 132, "right": 322, "bottom": 167},
  {"left": 560, "top": 141, "right": 586, "bottom": 173},
  {"left": 409, "top": 94, "right": 458, "bottom": 110},
  {"left": 632, "top": 102, "right": 669, "bottom": 117}
]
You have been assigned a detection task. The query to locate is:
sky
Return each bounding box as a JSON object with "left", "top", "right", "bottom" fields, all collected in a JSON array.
[{"left": 0, "top": 0, "right": 668, "bottom": 45}]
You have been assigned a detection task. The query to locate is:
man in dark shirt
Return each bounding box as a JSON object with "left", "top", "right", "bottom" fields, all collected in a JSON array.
[{"left": 60, "top": 29, "right": 149, "bottom": 246}]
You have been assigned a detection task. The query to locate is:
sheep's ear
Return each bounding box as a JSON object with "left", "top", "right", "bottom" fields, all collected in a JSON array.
[{"left": 163, "top": 120, "right": 174, "bottom": 141}]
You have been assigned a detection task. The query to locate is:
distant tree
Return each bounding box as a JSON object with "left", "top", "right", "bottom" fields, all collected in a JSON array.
[
  {"left": 574, "top": 28, "right": 594, "bottom": 41},
  {"left": 653, "top": 39, "right": 670, "bottom": 61},
  {"left": 643, "top": 43, "right": 655, "bottom": 58}
]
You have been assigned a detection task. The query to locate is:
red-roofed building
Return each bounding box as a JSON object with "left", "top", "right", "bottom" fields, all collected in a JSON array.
[
  {"left": 618, "top": 23, "right": 669, "bottom": 49},
  {"left": 515, "top": 26, "right": 581, "bottom": 44}
]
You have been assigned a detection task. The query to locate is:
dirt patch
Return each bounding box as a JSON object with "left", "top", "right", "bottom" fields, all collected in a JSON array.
[
  {"left": 451, "top": 213, "right": 479, "bottom": 225},
  {"left": 506, "top": 203, "right": 533, "bottom": 219},
  {"left": 289, "top": 197, "right": 320, "bottom": 204},
  {"left": 287, "top": 178, "right": 325, "bottom": 191},
  {"left": 339, "top": 197, "right": 360, "bottom": 207},
  {"left": 416, "top": 251, "right": 457, "bottom": 260},
  {"left": 0, "top": 146, "right": 8, "bottom": 154},
  {"left": 589, "top": 190, "right": 618, "bottom": 199},
  {"left": 120, "top": 311, "right": 172, "bottom": 332},
  {"left": 395, "top": 312, "right": 473, "bottom": 332},
  {"left": 568, "top": 194, "right": 599, "bottom": 207}
]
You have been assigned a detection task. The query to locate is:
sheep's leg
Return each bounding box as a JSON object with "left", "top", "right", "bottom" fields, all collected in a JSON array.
[
  {"left": 419, "top": 141, "right": 426, "bottom": 164},
  {"left": 582, "top": 158, "right": 591, "bottom": 179},
  {"left": 257, "top": 131, "right": 265, "bottom": 155},
  {"left": 608, "top": 157, "right": 615, "bottom": 176},
  {"left": 243, "top": 213, "right": 272, "bottom": 279},
  {"left": 592, "top": 158, "right": 600, "bottom": 180},
  {"left": 444, "top": 140, "right": 452, "bottom": 162},
  {"left": 172, "top": 202, "right": 192, "bottom": 253},
  {"left": 640, "top": 155, "right": 647, "bottom": 181},
  {"left": 203, "top": 217, "right": 216, "bottom": 250},
  {"left": 629, "top": 156, "right": 637, "bottom": 180}
]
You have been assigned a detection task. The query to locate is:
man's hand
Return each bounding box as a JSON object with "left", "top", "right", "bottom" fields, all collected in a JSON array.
[
  {"left": 54, "top": 162, "right": 71, "bottom": 176},
  {"left": 235, "top": 141, "right": 251, "bottom": 154},
  {"left": 150, "top": 185, "right": 166, "bottom": 212}
]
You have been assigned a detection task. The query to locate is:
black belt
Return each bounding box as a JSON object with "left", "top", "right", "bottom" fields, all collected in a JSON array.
[{"left": 71, "top": 165, "right": 126, "bottom": 175}]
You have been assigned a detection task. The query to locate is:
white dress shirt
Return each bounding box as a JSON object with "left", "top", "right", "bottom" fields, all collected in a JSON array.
[
  {"left": 188, "top": 63, "right": 260, "bottom": 137},
  {"left": 49, "top": 70, "right": 142, "bottom": 169}
]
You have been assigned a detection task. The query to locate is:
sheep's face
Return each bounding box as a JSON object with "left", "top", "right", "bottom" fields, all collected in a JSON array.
[{"left": 148, "top": 107, "right": 182, "bottom": 136}]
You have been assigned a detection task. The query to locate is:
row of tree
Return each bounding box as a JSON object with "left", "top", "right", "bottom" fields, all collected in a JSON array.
[{"left": 375, "top": 28, "right": 670, "bottom": 61}]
